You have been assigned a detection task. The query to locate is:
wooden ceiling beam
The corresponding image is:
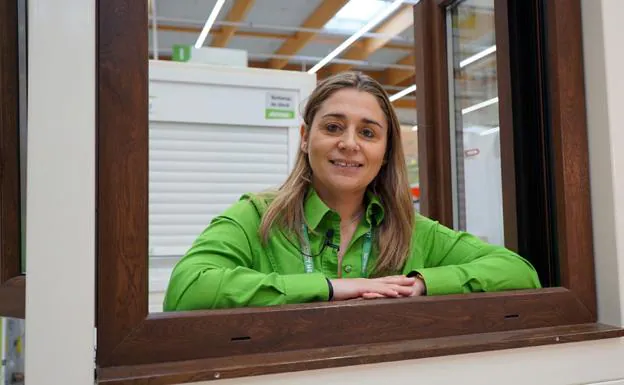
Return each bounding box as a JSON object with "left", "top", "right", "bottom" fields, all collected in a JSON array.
[
  {"left": 267, "top": 0, "right": 350, "bottom": 70},
  {"left": 385, "top": 54, "right": 415, "bottom": 85},
  {"left": 327, "top": 5, "right": 414, "bottom": 74},
  {"left": 210, "top": 0, "right": 256, "bottom": 48},
  {"left": 391, "top": 98, "right": 416, "bottom": 110},
  {"left": 155, "top": 24, "right": 413, "bottom": 51}
]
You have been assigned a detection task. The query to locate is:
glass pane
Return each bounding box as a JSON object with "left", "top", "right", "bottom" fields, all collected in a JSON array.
[
  {"left": 447, "top": 0, "right": 503, "bottom": 246},
  {"left": 400, "top": 124, "right": 420, "bottom": 212},
  {"left": 147, "top": 0, "right": 419, "bottom": 312}
]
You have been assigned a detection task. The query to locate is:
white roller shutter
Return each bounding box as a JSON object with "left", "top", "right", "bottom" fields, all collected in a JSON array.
[{"left": 148, "top": 122, "right": 289, "bottom": 258}]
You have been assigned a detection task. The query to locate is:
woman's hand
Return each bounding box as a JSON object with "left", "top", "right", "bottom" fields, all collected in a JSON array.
[
  {"left": 360, "top": 275, "right": 426, "bottom": 299},
  {"left": 328, "top": 275, "right": 417, "bottom": 301}
]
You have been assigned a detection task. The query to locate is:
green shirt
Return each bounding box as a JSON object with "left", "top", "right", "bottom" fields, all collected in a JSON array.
[{"left": 163, "top": 189, "right": 541, "bottom": 311}]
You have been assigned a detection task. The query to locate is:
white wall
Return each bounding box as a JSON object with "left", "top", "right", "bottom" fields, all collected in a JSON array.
[
  {"left": 583, "top": 0, "right": 624, "bottom": 327},
  {"left": 24, "top": 0, "right": 95, "bottom": 384},
  {"left": 23, "top": 1, "right": 624, "bottom": 385}
]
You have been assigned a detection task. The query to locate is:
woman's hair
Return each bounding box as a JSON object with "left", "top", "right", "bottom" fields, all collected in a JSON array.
[{"left": 258, "top": 71, "right": 414, "bottom": 275}]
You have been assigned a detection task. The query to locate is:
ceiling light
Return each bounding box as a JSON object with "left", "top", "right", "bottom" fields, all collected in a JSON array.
[
  {"left": 389, "top": 84, "right": 417, "bottom": 102},
  {"left": 194, "top": 0, "right": 226, "bottom": 49},
  {"left": 479, "top": 126, "right": 500, "bottom": 136},
  {"left": 308, "top": 0, "right": 405, "bottom": 74},
  {"left": 412, "top": 125, "right": 418, "bottom": 132},
  {"left": 324, "top": 0, "right": 389, "bottom": 32},
  {"left": 460, "top": 45, "right": 496, "bottom": 68},
  {"left": 462, "top": 97, "right": 498, "bottom": 115}
]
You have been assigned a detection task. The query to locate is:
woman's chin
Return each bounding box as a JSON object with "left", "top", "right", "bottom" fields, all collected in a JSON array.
[{"left": 324, "top": 177, "right": 369, "bottom": 195}]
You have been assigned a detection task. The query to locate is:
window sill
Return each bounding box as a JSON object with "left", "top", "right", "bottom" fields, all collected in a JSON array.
[
  {"left": 97, "top": 322, "right": 624, "bottom": 385},
  {"left": 0, "top": 276, "right": 25, "bottom": 319}
]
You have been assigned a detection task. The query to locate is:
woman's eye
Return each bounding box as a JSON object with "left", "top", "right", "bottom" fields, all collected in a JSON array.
[
  {"left": 326, "top": 123, "right": 341, "bottom": 133},
  {"left": 361, "top": 128, "right": 375, "bottom": 138}
]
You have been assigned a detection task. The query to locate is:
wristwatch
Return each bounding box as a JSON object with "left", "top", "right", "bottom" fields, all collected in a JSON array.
[{"left": 407, "top": 270, "right": 427, "bottom": 295}]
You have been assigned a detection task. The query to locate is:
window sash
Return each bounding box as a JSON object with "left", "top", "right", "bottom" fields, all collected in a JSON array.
[
  {"left": 95, "top": 0, "right": 618, "bottom": 382},
  {"left": 0, "top": 0, "right": 25, "bottom": 320}
]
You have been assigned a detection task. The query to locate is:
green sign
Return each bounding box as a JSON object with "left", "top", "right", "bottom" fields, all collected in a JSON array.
[
  {"left": 172, "top": 44, "right": 191, "bottom": 62},
  {"left": 265, "top": 109, "right": 295, "bottom": 119},
  {"left": 265, "top": 93, "right": 295, "bottom": 120}
]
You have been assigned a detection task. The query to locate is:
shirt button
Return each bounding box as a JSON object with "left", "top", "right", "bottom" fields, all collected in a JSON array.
[{"left": 343, "top": 264, "right": 353, "bottom": 274}]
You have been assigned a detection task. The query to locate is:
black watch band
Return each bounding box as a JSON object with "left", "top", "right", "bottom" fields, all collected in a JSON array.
[{"left": 326, "top": 278, "right": 334, "bottom": 301}]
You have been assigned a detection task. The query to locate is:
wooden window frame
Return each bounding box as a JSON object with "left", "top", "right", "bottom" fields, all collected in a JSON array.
[
  {"left": 95, "top": 0, "right": 624, "bottom": 383},
  {"left": 0, "top": 0, "right": 25, "bottom": 320}
]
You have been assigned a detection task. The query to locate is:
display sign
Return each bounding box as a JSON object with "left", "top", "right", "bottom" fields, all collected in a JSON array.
[
  {"left": 265, "top": 92, "right": 295, "bottom": 119},
  {"left": 171, "top": 44, "right": 191, "bottom": 62}
]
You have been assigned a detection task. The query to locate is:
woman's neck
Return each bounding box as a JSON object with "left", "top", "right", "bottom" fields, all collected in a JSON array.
[{"left": 312, "top": 183, "right": 365, "bottom": 223}]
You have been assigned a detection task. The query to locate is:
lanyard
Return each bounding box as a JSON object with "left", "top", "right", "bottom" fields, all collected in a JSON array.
[{"left": 301, "top": 224, "right": 373, "bottom": 277}]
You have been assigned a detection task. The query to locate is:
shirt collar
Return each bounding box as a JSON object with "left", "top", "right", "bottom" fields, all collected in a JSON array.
[{"left": 303, "top": 188, "right": 385, "bottom": 230}]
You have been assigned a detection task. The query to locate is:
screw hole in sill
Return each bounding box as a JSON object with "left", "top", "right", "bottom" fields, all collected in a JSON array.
[{"left": 231, "top": 336, "right": 252, "bottom": 342}]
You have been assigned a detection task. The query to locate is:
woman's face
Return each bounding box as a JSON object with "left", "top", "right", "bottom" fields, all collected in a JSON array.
[{"left": 302, "top": 88, "right": 388, "bottom": 197}]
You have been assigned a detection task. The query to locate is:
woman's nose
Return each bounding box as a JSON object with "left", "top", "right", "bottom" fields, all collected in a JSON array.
[{"left": 339, "top": 128, "right": 359, "bottom": 151}]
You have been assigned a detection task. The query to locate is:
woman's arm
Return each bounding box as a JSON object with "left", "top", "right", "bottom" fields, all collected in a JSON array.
[
  {"left": 163, "top": 209, "right": 330, "bottom": 311},
  {"left": 410, "top": 215, "right": 542, "bottom": 295}
]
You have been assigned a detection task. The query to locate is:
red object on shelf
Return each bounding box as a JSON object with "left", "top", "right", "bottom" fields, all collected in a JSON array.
[{"left": 410, "top": 185, "right": 420, "bottom": 200}]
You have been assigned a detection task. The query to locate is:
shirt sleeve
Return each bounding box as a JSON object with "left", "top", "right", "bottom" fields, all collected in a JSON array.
[
  {"left": 413, "top": 216, "right": 542, "bottom": 295},
  {"left": 162, "top": 206, "right": 330, "bottom": 311}
]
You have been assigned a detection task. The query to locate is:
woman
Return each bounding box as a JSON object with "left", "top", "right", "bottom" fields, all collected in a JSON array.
[{"left": 163, "top": 72, "right": 541, "bottom": 311}]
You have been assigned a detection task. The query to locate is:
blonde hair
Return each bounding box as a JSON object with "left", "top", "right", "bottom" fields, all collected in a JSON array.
[{"left": 259, "top": 72, "right": 414, "bottom": 275}]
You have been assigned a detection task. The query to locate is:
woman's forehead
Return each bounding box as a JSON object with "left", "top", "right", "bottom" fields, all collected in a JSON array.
[{"left": 315, "top": 89, "right": 387, "bottom": 124}]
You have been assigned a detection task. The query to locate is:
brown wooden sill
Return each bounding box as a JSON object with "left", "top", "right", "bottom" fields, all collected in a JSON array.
[
  {"left": 97, "top": 322, "right": 624, "bottom": 385},
  {"left": 0, "top": 276, "right": 25, "bottom": 319}
]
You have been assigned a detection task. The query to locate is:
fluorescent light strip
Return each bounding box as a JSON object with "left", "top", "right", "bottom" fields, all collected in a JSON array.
[
  {"left": 460, "top": 45, "right": 496, "bottom": 68},
  {"left": 462, "top": 97, "right": 499, "bottom": 115},
  {"left": 389, "top": 84, "right": 416, "bottom": 102},
  {"left": 479, "top": 126, "right": 500, "bottom": 136},
  {"left": 194, "top": 0, "right": 226, "bottom": 49},
  {"left": 308, "top": 0, "right": 405, "bottom": 74}
]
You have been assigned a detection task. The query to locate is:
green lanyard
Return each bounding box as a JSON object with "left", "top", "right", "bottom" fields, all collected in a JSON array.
[{"left": 301, "top": 224, "right": 373, "bottom": 277}]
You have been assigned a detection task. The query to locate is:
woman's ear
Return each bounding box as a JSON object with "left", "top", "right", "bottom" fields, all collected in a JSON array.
[{"left": 300, "top": 124, "right": 308, "bottom": 153}]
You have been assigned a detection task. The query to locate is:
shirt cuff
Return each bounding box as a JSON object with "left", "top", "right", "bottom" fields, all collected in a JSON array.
[
  {"left": 281, "top": 273, "right": 330, "bottom": 303},
  {"left": 411, "top": 267, "right": 463, "bottom": 296}
]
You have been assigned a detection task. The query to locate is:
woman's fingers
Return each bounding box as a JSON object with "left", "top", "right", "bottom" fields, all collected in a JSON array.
[
  {"left": 365, "top": 283, "right": 413, "bottom": 298},
  {"left": 388, "top": 283, "right": 415, "bottom": 297},
  {"left": 361, "top": 283, "right": 415, "bottom": 299},
  {"left": 362, "top": 292, "right": 385, "bottom": 299},
  {"left": 376, "top": 275, "right": 416, "bottom": 286},
  {"left": 329, "top": 277, "right": 417, "bottom": 301}
]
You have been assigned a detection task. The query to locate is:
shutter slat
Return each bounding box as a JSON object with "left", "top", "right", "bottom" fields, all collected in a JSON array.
[
  {"left": 149, "top": 182, "right": 276, "bottom": 193},
  {"left": 149, "top": 149, "right": 286, "bottom": 164},
  {"left": 149, "top": 171, "right": 285, "bottom": 183},
  {"left": 150, "top": 140, "right": 287, "bottom": 154},
  {"left": 150, "top": 225, "right": 213, "bottom": 236},
  {"left": 150, "top": 193, "right": 242, "bottom": 204},
  {"left": 149, "top": 162, "right": 287, "bottom": 173},
  {"left": 150, "top": 214, "right": 223, "bottom": 225},
  {"left": 150, "top": 123, "right": 287, "bottom": 143}
]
